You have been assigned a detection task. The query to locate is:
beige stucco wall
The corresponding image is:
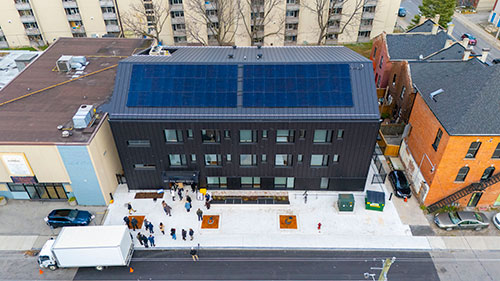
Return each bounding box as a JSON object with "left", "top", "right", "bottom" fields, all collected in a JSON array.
[
  {"left": 371, "top": 0, "right": 399, "bottom": 39},
  {"left": 0, "top": 145, "right": 70, "bottom": 183},
  {"left": 30, "top": 0, "right": 72, "bottom": 43},
  {"left": 87, "top": 118, "right": 122, "bottom": 205},
  {"left": 77, "top": 0, "right": 108, "bottom": 37},
  {"left": 0, "top": 0, "right": 30, "bottom": 46}
]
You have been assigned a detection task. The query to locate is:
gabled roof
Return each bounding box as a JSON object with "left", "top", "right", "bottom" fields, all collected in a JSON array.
[
  {"left": 103, "top": 46, "right": 380, "bottom": 121},
  {"left": 409, "top": 60, "right": 500, "bottom": 135},
  {"left": 424, "top": 42, "right": 466, "bottom": 61},
  {"left": 407, "top": 19, "right": 444, "bottom": 33},
  {"left": 386, "top": 31, "right": 452, "bottom": 60}
]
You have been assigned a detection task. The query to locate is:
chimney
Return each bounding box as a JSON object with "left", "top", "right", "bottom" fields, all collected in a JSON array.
[
  {"left": 462, "top": 37, "right": 470, "bottom": 47},
  {"left": 480, "top": 48, "right": 490, "bottom": 63},
  {"left": 444, "top": 39, "right": 454, "bottom": 48},
  {"left": 447, "top": 23, "right": 454, "bottom": 36},
  {"left": 434, "top": 14, "right": 440, "bottom": 24},
  {"left": 431, "top": 24, "right": 439, "bottom": 34},
  {"left": 463, "top": 48, "right": 473, "bottom": 61},
  {"left": 419, "top": 16, "right": 427, "bottom": 24}
]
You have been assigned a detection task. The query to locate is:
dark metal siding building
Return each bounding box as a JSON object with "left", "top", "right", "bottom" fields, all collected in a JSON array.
[{"left": 103, "top": 46, "right": 380, "bottom": 191}]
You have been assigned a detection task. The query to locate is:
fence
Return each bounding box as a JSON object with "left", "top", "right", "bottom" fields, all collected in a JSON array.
[{"left": 371, "top": 146, "right": 387, "bottom": 184}]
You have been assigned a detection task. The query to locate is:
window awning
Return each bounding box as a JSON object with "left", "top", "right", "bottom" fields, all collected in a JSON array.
[{"left": 162, "top": 171, "right": 199, "bottom": 184}]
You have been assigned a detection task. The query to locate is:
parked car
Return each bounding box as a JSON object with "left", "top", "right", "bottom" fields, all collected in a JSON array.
[
  {"left": 461, "top": 33, "right": 477, "bottom": 45},
  {"left": 434, "top": 211, "right": 489, "bottom": 231},
  {"left": 398, "top": 7, "right": 407, "bottom": 17},
  {"left": 492, "top": 58, "right": 500, "bottom": 64},
  {"left": 493, "top": 212, "right": 500, "bottom": 230},
  {"left": 388, "top": 170, "right": 412, "bottom": 198},
  {"left": 44, "top": 209, "right": 94, "bottom": 228}
]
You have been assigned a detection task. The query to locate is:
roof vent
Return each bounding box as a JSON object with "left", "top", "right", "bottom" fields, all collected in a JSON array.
[
  {"left": 72, "top": 105, "right": 95, "bottom": 129},
  {"left": 430, "top": 89, "right": 444, "bottom": 101},
  {"left": 243, "top": 56, "right": 247, "bottom": 60},
  {"left": 228, "top": 54, "right": 234, "bottom": 59},
  {"left": 418, "top": 54, "right": 424, "bottom": 60},
  {"left": 62, "top": 131, "right": 70, "bottom": 138},
  {"left": 232, "top": 45, "right": 237, "bottom": 49},
  {"left": 257, "top": 45, "right": 262, "bottom": 49},
  {"left": 256, "top": 53, "right": 263, "bottom": 59},
  {"left": 56, "top": 55, "right": 72, "bottom": 72}
]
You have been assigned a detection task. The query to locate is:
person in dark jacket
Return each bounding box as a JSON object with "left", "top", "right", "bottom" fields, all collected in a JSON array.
[
  {"left": 123, "top": 216, "right": 130, "bottom": 228},
  {"left": 170, "top": 228, "right": 177, "bottom": 240},
  {"left": 190, "top": 247, "right": 199, "bottom": 261},
  {"left": 136, "top": 232, "right": 143, "bottom": 245},
  {"left": 182, "top": 229, "right": 187, "bottom": 241},
  {"left": 130, "top": 217, "right": 139, "bottom": 231},
  {"left": 189, "top": 228, "right": 194, "bottom": 241},
  {"left": 177, "top": 189, "right": 183, "bottom": 200},
  {"left": 142, "top": 234, "right": 149, "bottom": 248},
  {"left": 186, "top": 195, "right": 192, "bottom": 203},
  {"left": 148, "top": 221, "right": 154, "bottom": 234},
  {"left": 148, "top": 235, "right": 155, "bottom": 247},
  {"left": 162, "top": 200, "right": 172, "bottom": 216},
  {"left": 196, "top": 208, "right": 203, "bottom": 221}
]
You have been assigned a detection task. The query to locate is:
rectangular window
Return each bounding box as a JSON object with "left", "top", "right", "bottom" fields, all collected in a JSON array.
[
  {"left": 313, "top": 130, "right": 333, "bottom": 143},
  {"left": 191, "top": 154, "right": 197, "bottom": 162},
  {"left": 286, "top": 10, "right": 299, "bottom": 17},
  {"left": 241, "top": 177, "right": 260, "bottom": 188},
  {"left": 202, "top": 129, "right": 221, "bottom": 143},
  {"left": 169, "top": 0, "right": 182, "bottom": 4},
  {"left": 298, "top": 154, "right": 303, "bottom": 163},
  {"left": 274, "top": 177, "right": 294, "bottom": 189},
  {"left": 224, "top": 130, "right": 231, "bottom": 139},
  {"left": 455, "top": 167, "right": 469, "bottom": 182},
  {"left": 275, "top": 154, "right": 293, "bottom": 166},
  {"left": 8, "top": 183, "right": 26, "bottom": 192},
  {"left": 169, "top": 154, "right": 187, "bottom": 166},
  {"left": 320, "top": 178, "right": 329, "bottom": 189},
  {"left": 187, "top": 129, "right": 193, "bottom": 139},
  {"left": 226, "top": 154, "right": 232, "bottom": 162},
  {"left": 299, "top": 129, "right": 306, "bottom": 139},
  {"left": 400, "top": 86, "right": 406, "bottom": 100},
  {"left": 493, "top": 143, "right": 500, "bottom": 159},
  {"left": 432, "top": 129, "right": 443, "bottom": 151},
  {"left": 127, "top": 140, "right": 151, "bottom": 147},
  {"left": 262, "top": 130, "right": 268, "bottom": 138},
  {"left": 205, "top": 154, "right": 222, "bottom": 166},
  {"left": 311, "top": 154, "right": 329, "bottom": 166},
  {"left": 165, "top": 129, "right": 183, "bottom": 143},
  {"left": 207, "top": 177, "right": 227, "bottom": 188},
  {"left": 373, "top": 47, "right": 377, "bottom": 59},
  {"left": 332, "top": 154, "right": 339, "bottom": 163},
  {"left": 240, "top": 130, "right": 257, "bottom": 143},
  {"left": 240, "top": 154, "right": 257, "bottom": 166},
  {"left": 392, "top": 74, "right": 397, "bottom": 86},
  {"left": 276, "top": 130, "right": 294, "bottom": 143},
  {"left": 465, "top": 142, "right": 481, "bottom": 159},
  {"left": 379, "top": 56, "right": 383, "bottom": 69},
  {"left": 262, "top": 154, "right": 267, "bottom": 163},
  {"left": 133, "top": 164, "right": 156, "bottom": 170},
  {"left": 337, "top": 129, "right": 344, "bottom": 140}
]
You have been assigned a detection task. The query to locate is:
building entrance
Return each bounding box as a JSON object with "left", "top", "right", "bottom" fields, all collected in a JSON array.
[{"left": 7, "top": 183, "right": 68, "bottom": 199}]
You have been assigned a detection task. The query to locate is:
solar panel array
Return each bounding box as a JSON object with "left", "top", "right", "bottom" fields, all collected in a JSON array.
[
  {"left": 242, "top": 64, "right": 353, "bottom": 107},
  {"left": 126, "top": 64, "right": 238, "bottom": 107}
]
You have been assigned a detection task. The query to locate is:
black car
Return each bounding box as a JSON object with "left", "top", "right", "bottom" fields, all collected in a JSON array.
[
  {"left": 388, "top": 170, "right": 412, "bottom": 198},
  {"left": 44, "top": 209, "right": 94, "bottom": 228},
  {"left": 492, "top": 58, "right": 500, "bottom": 64}
]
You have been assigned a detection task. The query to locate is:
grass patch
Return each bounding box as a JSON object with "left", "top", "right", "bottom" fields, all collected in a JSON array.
[
  {"left": 343, "top": 42, "right": 373, "bottom": 58},
  {"left": 0, "top": 46, "right": 37, "bottom": 51}
]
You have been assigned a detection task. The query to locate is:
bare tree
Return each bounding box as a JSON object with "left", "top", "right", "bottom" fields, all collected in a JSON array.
[
  {"left": 185, "top": 0, "right": 239, "bottom": 45},
  {"left": 303, "top": 0, "right": 367, "bottom": 45},
  {"left": 121, "top": 0, "right": 170, "bottom": 43},
  {"left": 237, "top": 0, "right": 285, "bottom": 45}
]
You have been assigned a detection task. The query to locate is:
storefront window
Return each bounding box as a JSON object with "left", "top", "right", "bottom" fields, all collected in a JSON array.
[{"left": 7, "top": 183, "right": 68, "bottom": 199}]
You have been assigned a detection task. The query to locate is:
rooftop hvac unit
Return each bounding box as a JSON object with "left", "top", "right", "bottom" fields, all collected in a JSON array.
[
  {"left": 57, "top": 55, "right": 72, "bottom": 72},
  {"left": 72, "top": 105, "right": 95, "bottom": 129}
]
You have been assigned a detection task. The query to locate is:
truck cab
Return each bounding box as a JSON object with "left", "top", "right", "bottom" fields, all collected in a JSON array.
[{"left": 38, "top": 239, "right": 58, "bottom": 270}]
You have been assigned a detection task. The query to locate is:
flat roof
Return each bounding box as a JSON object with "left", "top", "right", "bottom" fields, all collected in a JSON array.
[
  {"left": 0, "top": 37, "right": 152, "bottom": 144},
  {"left": 103, "top": 46, "right": 380, "bottom": 121}
]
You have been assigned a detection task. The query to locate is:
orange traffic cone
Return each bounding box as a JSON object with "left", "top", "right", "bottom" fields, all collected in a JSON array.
[
  {"left": 39, "top": 269, "right": 44, "bottom": 275},
  {"left": 129, "top": 267, "right": 134, "bottom": 273},
  {"left": 404, "top": 197, "right": 408, "bottom": 202}
]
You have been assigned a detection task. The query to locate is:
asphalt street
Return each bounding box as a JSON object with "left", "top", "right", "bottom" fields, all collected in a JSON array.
[{"left": 73, "top": 250, "right": 439, "bottom": 281}]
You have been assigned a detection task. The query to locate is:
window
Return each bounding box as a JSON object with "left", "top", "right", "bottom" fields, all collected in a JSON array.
[
  {"left": 286, "top": 10, "right": 299, "bottom": 17},
  {"left": 311, "top": 155, "right": 329, "bottom": 166},
  {"left": 207, "top": 177, "right": 227, "bottom": 188},
  {"left": 206, "top": 9, "right": 218, "bottom": 16},
  {"left": 379, "top": 56, "right": 383, "bottom": 69},
  {"left": 313, "top": 130, "right": 333, "bottom": 143},
  {"left": 285, "top": 35, "right": 297, "bottom": 41},
  {"left": 127, "top": 140, "right": 151, "bottom": 147},
  {"left": 101, "top": 7, "right": 116, "bottom": 13},
  {"left": 320, "top": 178, "right": 329, "bottom": 189},
  {"left": 169, "top": 154, "right": 187, "bottom": 166},
  {"left": 240, "top": 130, "right": 257, "bottom": 143},
  {"left": 432, "top": 129, "right": 443, "bottom": 151},
  {"left": 275, "top": 154, "right": 293, "bottom": 166},
  {"left": 171, "top": 11, "right": 184, "bottom": 18},
  {"left": 332, "top": 154, "right": 339, "bottom": 163},
  {"left": 465, "top": 142, "right": 481, "bottom": 159},
  {"left": 298, "top": 154, "right": 303, "bottom": 163},
  {"left": 205, "top": 154, "right": 222, "bottom": 166},
  {"left": 376, "top": 75, "right": 381, "bottom": 88},
  {"left": 493, "top": 143, "right": 500, "bottom": 159},
  {"left": 358, "top": 31, "right": 371, "bottom": 38},
  {"left": 327, "top": 33, "right": 339, "bottom": 40},
  {"left": 226, "top": 154, "right": 232, "bottom": 162},
  {"left": 392, "top": 74, "right": 397, "bottom": 86},
  {"left": 202, "top": 129, "right": 221, "bottom": 143},
  {"left": 240, "top": 154, "right": 257, "bottom": 166},
  {"left": 373, "top": 47, "right": 377, "bottom": 59},
  {"left": 332, "top": 7, "right": 342, "bottom": 14},
  {"left": 363, "top": 6, "right": 376, "bottom": 13},
  {"left": 275, "top": 177, "right": 294, "bottom": 189},
  {"left": 251, "top": 25, "right": 264, "bottom": 32},
  {"left": 224, "top": 130, "right": 231, "bottom": 139},
  {"left": 133, "top": 164, "right": 156, "bottom": 170},
  {"left": 299, "top": 130, "right": 306, "bottom": 139},
  {"left": 174, "top": 36, "right": 187, "bottom": 43},
  {"left": 481, "top": 167, "right": 495, "bottom": 181},
  {"left": 286, "top": 0, "right": 297, "bottom": 3},
  {"left": 7, "top": 183, "right": 26, "bottom": 192},
  {"left": 207, "top": 22, "right": 219, "bottom": 29},
  {"left": 262, "top": 130, "right": 268, "bottom": 138},
  {"left": 337, "top": 129, "right": 344, "bottom": 140},
  {"left": 455, "top": 166, "right": 470, "bottom": 182},
  {"left": 165, "top": 129, "right": 183, "bottom": 143},
  {"left": 286, "top": 23, "right": 298, "bottom": 30},
  {"left": 169, "top": 0, "right": 182, "bottom": 4},
  {"left": 400, "top": 86, "right": 406, "bottom": 100},
  {"left": 241, "top": 177, "right": 260, "bottom": 188},
  {"left": 191, "top": 154, "right": 197, "bottom": 162},
  {"left": 276, "top": 130, "right": 294, "bottom": 143},
  {"left": 328, "top": 20, "right": 340, "bottom": 27},
  {"left": 361, "top": 19, "right": 373, "bottom": 26},
  {"left": 262, "top": 154, "right": 267, "bottom": 163},
  {"left": 187, "top": 129, "right": 193, "bottom": 139},
  {"left": 251, "top": 12, "right": 265, "bottom": 19}
]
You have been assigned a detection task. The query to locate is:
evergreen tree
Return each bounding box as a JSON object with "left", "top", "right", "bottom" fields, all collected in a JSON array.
[{"left": 410, "top": 0, "right": 456, "bottom": 28}]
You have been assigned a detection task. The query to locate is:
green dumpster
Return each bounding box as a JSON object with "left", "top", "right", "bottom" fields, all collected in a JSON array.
[
  {"left": 365, "top": 190, "right": 385, "bottom": 211},
  {"left": 337, "top": 194, "right": 354, "bottom": 212}
]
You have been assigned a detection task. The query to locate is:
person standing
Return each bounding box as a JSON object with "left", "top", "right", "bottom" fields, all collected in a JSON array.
[
  {"left": 127, "top": 203, "right": 136, "bottom": 214},
  {"left": 163, "top": 201, "right": 172, "bottom": 216},
  {"left": 182, "top": 229, "right": 187, "bottom": 241},
  {"left": 148, "top": 235, "right": 156, "bottom": 247},
  {"left": 205, "top": 200, "right": 211, "bottom": 210},
  {"left": 159, "top": 222, "right": 165, "bottom": 235},
  {"left": 130, "top": 217, "right": 139, "bottom": 231},
  {"left": 142, "top": 234, "right": 149, "bottom": 248},
  {"left": 191, "top": 184, "right": 196, "bottom": 193},
  {"left": 186, "top": 195, "right": 192, "bottom": 204},
  {"left": 170, "top": 228, "right": 177, "bottom": 240},
  {"left": 123, "top": 216, "right": 130, "bottom": 228},
  {"left": 196, "top": 208, "right": 203, "bottom": 221},
  {"left": 185, "top": 201, "right": 192, "bottom": 212},
  {"left": 190, "top": 247, "right": 199, "bottom": 261},
  {"left": 136, "top": 232, "right": 143, "bottom": 245},
  {"left": 178, "top": 188, "right": 183, "bottom": 201},
  {"left": 189, "top": 228, "right": 194, "bottom": 241},
  {"left": 170, "top": 187, "right": 176, "bottom": 201},
  {"left": 148, "top": 221, "right": 154, "bottom": 234},
  {"left": 143, "top": 219, "right": 150, "bottom": 231}
]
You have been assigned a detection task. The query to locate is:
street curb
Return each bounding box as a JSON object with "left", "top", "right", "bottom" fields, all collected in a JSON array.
[{"left": 133, "top": 246, "right": 432, "bottom": 252}]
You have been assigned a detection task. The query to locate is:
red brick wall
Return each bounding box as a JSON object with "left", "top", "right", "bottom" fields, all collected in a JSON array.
[
  {"left": 387, "top": 61, "right": 416, "bottom": 123},
  {"left": 370, "top": 33, "right": 392, "bottom": 88}
]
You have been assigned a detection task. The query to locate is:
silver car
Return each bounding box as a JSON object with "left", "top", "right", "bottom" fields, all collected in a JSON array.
[
  {"left": 493, "top": 213, "right": 500, "bottom": 230},
  {"left": 434, "top": 211, "right": 489, "bottom": 231}
]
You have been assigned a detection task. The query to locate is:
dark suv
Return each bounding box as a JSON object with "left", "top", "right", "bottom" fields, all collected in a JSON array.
[
  {"left": 44, "top": 209, "right": 94, "bottom": 228},
  {"left": 388, "top": 170, "right": 412, "bottom": 198}
]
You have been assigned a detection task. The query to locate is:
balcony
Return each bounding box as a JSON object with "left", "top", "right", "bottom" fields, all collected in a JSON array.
[
  {"left": 105, "top": 24, "right": 120, "bottom": 32},
  {"left": 286, "top": 3, "right": 300, "bottom": 10},
  {"left": 102, "top": 12, "right": 117, "bottom": 20},
  {"left": 100, "top": 0, "right": 114, "bottom": 7},
  {"left": 326, "top": 38, "right": 338, "bottom": 45},
  {"left": 62, "top": 0, "right": 78, "bottom": 9},
  {"left": 20, "top": 15, "right": 36, "bottom": 23},
  {"left": 29, "top": 39, "right": 44, "bottom": 47},
  {"left": 285, "top": 16, "right": 299, "bottom": 24},
  {"left": 329, "top": 14, "right": 341, "bottom": 20},
  {"left": 365, "top": 0, "right": 378, "bottom": 5},
  {"left": 362, "top": 12, "right": 375, "bottom": 19},
  {"left": 25, "top": 27, "right": 41, "bottom": 35},
  {"left": 359, "top": 24, "right": 373, "bottom": 32},
  {"left": 327, "top": 26, "right": 340, "bottom": 33},
  {"left": 173, "top": 29, "right": 186, "bottom": 36},
  {"left": 71, "top": 26, "right": 86, "bottom": 33},
  {"left": 357, "top": 36, "right": 371, "bottom": 43},
  {"left": 15, "top": 2, "right": 31, "bottom": 10},
  {"left": 66, "top": 13, "right": 82, "bottom": 21},
  {"left": 170, "top": 4, "right": 183, "bottom": 12},
  {"left": 171, "top": 17, "right": 185, "bottom": 24},
  {"left": 285, "top": 29, "right": 297, "bottom": 36},
  {"left": 284, "top": 40, "right": 297, "bottom": 46}
]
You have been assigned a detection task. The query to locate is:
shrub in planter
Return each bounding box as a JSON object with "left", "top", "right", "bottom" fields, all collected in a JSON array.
[
  {"left": 0, "top": 196, "right": 6, "bottom": 206},
  {"left": 68, "top": 197, "right": 77, "bottom": 206}
]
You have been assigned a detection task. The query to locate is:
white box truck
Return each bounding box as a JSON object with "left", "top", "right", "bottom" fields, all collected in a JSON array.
[{"left": 38, "top": 225, "right": 133, "bottom": 271}]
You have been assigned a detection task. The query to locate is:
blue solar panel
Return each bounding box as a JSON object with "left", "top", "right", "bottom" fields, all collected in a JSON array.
[
  {"left": 127, "top": 64, "right": 238, "bottom": 107},
  {"left": 242, "top": 64, "right": 353, "bottom": 107}
]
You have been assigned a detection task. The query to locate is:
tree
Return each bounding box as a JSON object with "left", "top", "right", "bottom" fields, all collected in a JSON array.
[
  {"left": 410, "top": 0, "right": 455, "bottom": 28},
  {"left": 237, "top": 0, "right": 285, "bottom": 45},
  {"left": 121, "top": 0, "right": 170, "bottom": 43},
  {"left": 185, "top": 0, "right": 239, "bottom": 45},
  {"left": 303, "top": 0, "right": 367, "bottom": 45}
]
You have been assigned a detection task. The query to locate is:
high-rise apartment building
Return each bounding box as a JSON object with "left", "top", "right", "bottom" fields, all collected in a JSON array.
[{"left": 0, "top": 0, "right": 400, "bottom": 48}]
